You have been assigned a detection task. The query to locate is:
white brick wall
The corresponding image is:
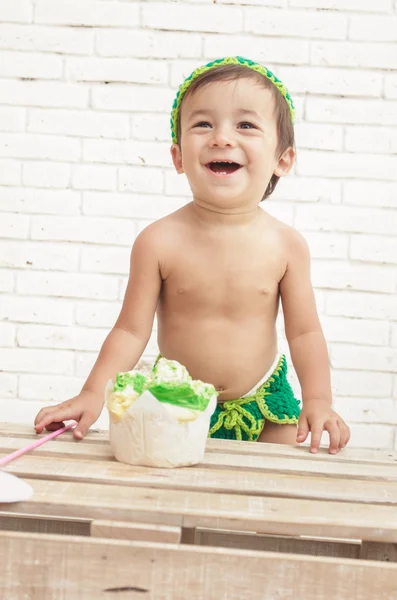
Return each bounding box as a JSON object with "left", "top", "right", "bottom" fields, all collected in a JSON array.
[{"left": 1, "top": 0, "right": 396, "bottom": 449}]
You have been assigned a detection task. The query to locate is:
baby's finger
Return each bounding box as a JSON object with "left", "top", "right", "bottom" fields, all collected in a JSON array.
[
  {"left": 326, "top": 420, "right": 341, "bottom": 455},
  {"left": 34, "top": 406, "right": 54, "bottom": 429},
  {"left": 309, "top": 424, "right": 324, "bottom": 454},
  {"left": 73, "top": 412, "right": 95, "bottom": 440},
  {"left": 296, "top": 415, "right": 309, "bottom": 443},
  {"left": 339, "top": 422, "right": 351, "bottom": 449},
  {"left": 35, "top": 405, "right": 76, "bottom": 433}
]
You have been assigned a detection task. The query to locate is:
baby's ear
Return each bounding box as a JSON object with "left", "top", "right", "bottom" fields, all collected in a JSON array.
[
  {"left": 170, "top": 144, "right": 184, "bottom": 174},
  {"left": 274, "top": 146, "right": 295, "bottom": 178}
]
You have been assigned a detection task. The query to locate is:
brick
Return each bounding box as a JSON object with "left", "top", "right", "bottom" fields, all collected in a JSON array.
[
  {"left": 345, "top": 126, "right": 397, "bottom": 153},
  {"left": 2, "top": 187, "right": 81, "bottom": 215},
  {"left": 31, "top": 215, "right": 136, "bottom": 247},
  {"left": 348, "top": 424, "right": 394, "bottom": 450},
  {"left": 279, "top": 66, "right": 381, "bottom": 98},
  {"left": 312, "top": 261, "right": 395, "bottom": 294},
  {"left": 311, "top": 41, "right": 397, "bottom": 70},
  {"left": 0, "top": 23, "right": 94, "bottom": 55},
  {"left": 218, "top": 0, "right": 285, "bottom": 5},
  {"left": 0, "top": 213, "right": 29, "bottom": 239},
  {"left": 385, "top": 75, "right": 397, "bottom": 99},
  {"left": 19, "top": 374, "right": 85, "bottom": 402},
  {"left": 350, "top": 235, "right": 397, "bottom": 265},
  {"left": 92, "top": 85, "right": 174, "bottom": 113},
  {"left": 0, "top": 348, "right": 74, "bottom": 374},
  {"left": 131, "top": 113, "right": 170, "bottom": 142},
  {"left": 295, "top": 204, "right": 396, "bottom": 236},
  {"left": 0, "top": 134, "right": 81, "bottom": 162},
  {"left": 35, "top": 0, "right": 139, "bottom": 27},
  {"left": 273, "top": 176, "right": 342, "bottom": 203},
  {"left": 72, "top": 164, "right": 117, "bottom": 191},
  {"left": 330, "top": 344, "right": 397, "bottom": 373},
  {"left": 1, "top": 295, "right": 74, "bottom": 325},
  {"left": 142, "top": 3, "right": 243, "bottom": 33},
  {"left": 0, "top": 0, "right": 32, "bottom": 23},
  {"left": 96, "top": 30, "right": 201, "bottom": 58},
  {"left": 321, "top": 316, "right": 390, "bottom": 346},
  {"left": 16, "top": 271, "right": 119, "bottom": 301},
  {"left": 203, "top": 36, "right": 309, "bottom": 65},
  {"left": 343, "top": 181, "right": 396, "bottom": 209},
  {"left": 81, "top": 245, "right": 130, "bottom": 275},
  {"left": 23, "top": 161, "right": 71, "bottom": 189},
  {"left": 305, "top": 232, "right": 348, "bottom": 259},
  {"left": 75, "top": 352, "right": 97, "bottom": 377},
  {"left": 17, "top": 324, "right": 107, "bottom": 352},
  {"left": 294, "top": 123, "right": 343, "bottom": 151},
  {"left": 65, "top": 58, "right": 168, "bottom": 85},
  {"left": 289, "top": 0, "right": 392, "bottom": 11},
  {"left": 306, "top": 97, "right": 397, "bottom": 126},
  {"left": 0, "top": 322, "right": 15, "bottom": 347},
  {"left": 82, "top": 192, "right": 185, "bottom": 219},
  {"left": 0, "top": 107, "right": 26, "bottom": 132},
  {"left": 82, "top": 139, "right": 170, "bottom": 168},
  {"left": 0, "top": 270, "right": 15, "bottom": 293},
  {"left": 392, "top": 324, "right": 397, "bottom": 348},
  {"left": 0, "top": 51, "right": 62, "bottom": 79},
  {"left": 326, "top": 291, "right": 397, "bottom": 321},
  {"left": 119, "top": 166, "right": 163, "bottom": 194},
  {"left": 0, "top": 241, "right": 80, "bottom": 272},
  {"left": 164, "top": 170, "right": 192, "bottom": 197},
  {"left": 333, "top": 397, "right": 397, "bottom": 425},
  {"left": 28, "top": 108, "right": 129, "bottom": 139},
  {"left": 0, "top": 80, "right": 89, "bottom": 109},
  {"left": 0, "top": 159, "right": 21, "bottom": 185},
  {"left": 245, "top": 8, "right": 347, "bottom": 39},
  {"left": 350, "top": 15, "right": 397, "bottom": 42},
  {"left": 332, "top": 369, "right": 392, "bottom": 399},
  {"left": 296, "top": 150, "right": 397, "bottom": 182},
  {"left": 0, "top": 373, "right": 17, "bottom": 399},
  {"left": 75, "top": 301, "right": 121, "bottom": 329}
]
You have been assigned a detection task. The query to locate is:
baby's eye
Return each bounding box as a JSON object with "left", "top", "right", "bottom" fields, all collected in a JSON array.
[
  {"left": 194, "top": 121, "right": 211, "bottom": 128},
  {"left": 239, "top": 122, "right": 256, "bottom": 129}
]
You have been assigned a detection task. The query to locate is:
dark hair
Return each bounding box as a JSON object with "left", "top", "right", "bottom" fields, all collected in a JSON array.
[{"left": 177, "top": 65, "right": 295, "bottom": 200}]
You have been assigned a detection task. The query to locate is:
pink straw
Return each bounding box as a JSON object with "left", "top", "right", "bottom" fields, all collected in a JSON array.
[{"left": 0, "top": 422, "right": 77, "bottom": 467}]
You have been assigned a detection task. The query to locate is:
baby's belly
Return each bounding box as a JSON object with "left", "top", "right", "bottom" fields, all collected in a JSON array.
[{"left": 157, "top": 316, "right": 278, "bottom": 401}]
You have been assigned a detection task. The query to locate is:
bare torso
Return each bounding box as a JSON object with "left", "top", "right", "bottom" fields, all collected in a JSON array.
[{"left": 155, "top": 204, "right": 288, "bottom": 401}]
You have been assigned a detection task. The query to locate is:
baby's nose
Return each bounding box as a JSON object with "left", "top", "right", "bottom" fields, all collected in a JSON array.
[{"left": 210, "top": 127, "right": 235, "bottom": 148}]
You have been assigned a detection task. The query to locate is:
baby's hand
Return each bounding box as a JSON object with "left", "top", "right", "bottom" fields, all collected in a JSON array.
[
  {"left": 296, "top": 399, "right": 350, "bottom": 454},
  {"left": 34, "top": 390, "right": 103, "bottom": 440}
]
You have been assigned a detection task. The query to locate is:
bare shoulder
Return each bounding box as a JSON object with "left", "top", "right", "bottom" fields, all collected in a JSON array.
[
  {"left": 134, "top": 206, "right": 188, "bottom": 250},
  {"left": 265, "top": 213, "right": 309, "bottom": 260}
]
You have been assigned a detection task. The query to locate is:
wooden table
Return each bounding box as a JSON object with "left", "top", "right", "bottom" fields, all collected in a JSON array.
[{"left": 1, "top": 422, "right": 397, "bottom": 599}]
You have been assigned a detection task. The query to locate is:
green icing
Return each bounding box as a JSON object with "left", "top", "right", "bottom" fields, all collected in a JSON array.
[
  {"left": 147, "top": 381, "right": 214, "bottom": 411},
  {"left": 113, "top": 372, "right": 147, "bottom": 394}
]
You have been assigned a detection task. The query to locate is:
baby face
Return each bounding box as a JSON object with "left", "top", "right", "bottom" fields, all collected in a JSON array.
[{"left": 172, "top": 77, "right": 293, "bottom": 210}]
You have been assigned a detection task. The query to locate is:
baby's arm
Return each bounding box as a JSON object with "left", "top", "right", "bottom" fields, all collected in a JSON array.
[
  {"left": 279, "top": 229, "right": 350, "bottom": 454},
  {"left": 34, "top": 226, "right": 162, "bottom": 439}
]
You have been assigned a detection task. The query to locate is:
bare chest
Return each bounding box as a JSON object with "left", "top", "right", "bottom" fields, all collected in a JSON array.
[{"left": 161, "top": 238, "right": 283, "bottom": 315}]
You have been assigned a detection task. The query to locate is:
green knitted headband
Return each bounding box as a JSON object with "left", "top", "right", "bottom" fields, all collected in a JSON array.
[{"left": 170, "top": 56, "right": 295, "bottom": 144}]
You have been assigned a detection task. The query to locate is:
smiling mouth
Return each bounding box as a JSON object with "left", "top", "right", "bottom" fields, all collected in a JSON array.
[{"left": 206, "top": 160, "right": 242, "bottom": 175}]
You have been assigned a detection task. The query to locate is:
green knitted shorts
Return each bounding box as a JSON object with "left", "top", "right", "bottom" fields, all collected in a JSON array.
[{"left": 208, "top": 355, "right": 301, "bottom": 442}]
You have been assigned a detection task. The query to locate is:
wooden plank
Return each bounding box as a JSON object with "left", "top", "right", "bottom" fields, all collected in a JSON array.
[
  {"left": 2, "top": 477, "right": 397, "bottom": 543},
  {"left": 91, "top": 520, "right": 181, "bottom": 543},
  {"left": 201, "top": 452, "right": 397, "bottom": 481},
  {"left": 0, "top": 437, "right": 113, "bottom": 461},
  {"left": 2, "top": 422, "right": 397, "bottom": 466},
  {"left": 1, "top": 531, "right": 397, "bottom": 599},
  {"left": 196, "top": 529, "right": 361, "bottom": 559},
  {"left": 360, "top": 542, "right": 397, "bottom": 562},
  {"left": 5, "top": 454, "right": 397, "bottom": 506},
  {"left": 0, "top": 513, "right": 89, "bottom": 536}
]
